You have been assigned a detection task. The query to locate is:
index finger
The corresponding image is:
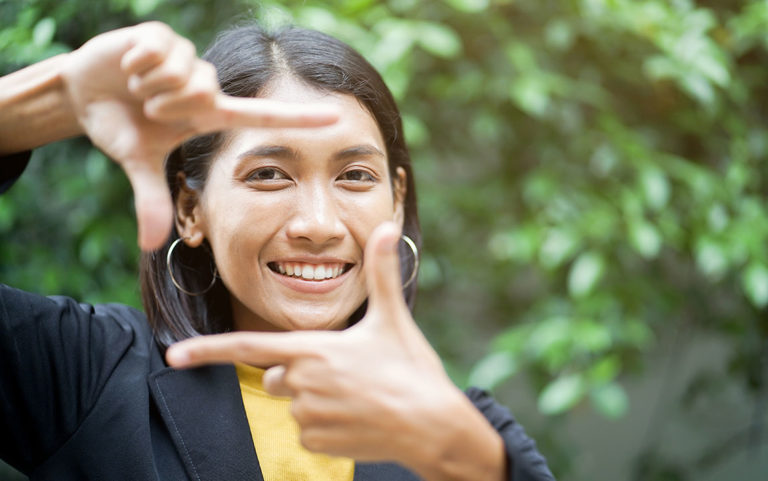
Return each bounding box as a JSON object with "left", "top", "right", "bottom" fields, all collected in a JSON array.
[
  {"left": 165, "top": 330, "right": 327, "bottom": 368},
  {"left": 211, "top": 95, "right": 340, "bottom": 130}
]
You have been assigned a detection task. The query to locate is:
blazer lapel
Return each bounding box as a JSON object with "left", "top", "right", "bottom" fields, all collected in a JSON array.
[{"left": 149, "top": 364, "right": 264, "bottom": 481}]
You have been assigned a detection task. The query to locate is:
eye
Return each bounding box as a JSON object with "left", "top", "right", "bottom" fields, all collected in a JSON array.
[
  {"left": 338, "top": 169, "right": 376, "bottom": 183},
  {"left": 246, "top": 167, "right": 289, "bottom": 182}
]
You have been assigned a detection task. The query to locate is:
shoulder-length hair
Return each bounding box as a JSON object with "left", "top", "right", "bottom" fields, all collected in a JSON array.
[{"left": 139, "top": 24, "right": 420, "bottom": 350}]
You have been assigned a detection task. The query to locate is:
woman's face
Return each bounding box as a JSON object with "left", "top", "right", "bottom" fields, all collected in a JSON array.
[{"left": 185, "top": 76, "right": 405, "bottom": 332}]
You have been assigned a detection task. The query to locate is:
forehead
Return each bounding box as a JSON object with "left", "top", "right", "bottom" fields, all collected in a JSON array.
[{"left": 218, "top": 76, "right": 386, "bottom": 161}]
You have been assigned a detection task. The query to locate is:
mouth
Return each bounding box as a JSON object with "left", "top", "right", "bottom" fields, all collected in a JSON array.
[{"left": 267, "top": 261, "right": 354, "bottom": 281}]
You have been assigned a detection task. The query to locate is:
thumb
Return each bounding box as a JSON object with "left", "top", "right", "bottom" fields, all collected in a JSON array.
[
  {"left": 125, "top": 161, "right": 173, "bottom": 250},
  {"left": 364, "top": 221, "right": 407, "bottom": 320}
]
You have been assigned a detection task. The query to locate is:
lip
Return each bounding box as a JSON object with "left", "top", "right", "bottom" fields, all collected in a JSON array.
[{"left": 267, "top": 258, "right": 354, "bottom": 294}]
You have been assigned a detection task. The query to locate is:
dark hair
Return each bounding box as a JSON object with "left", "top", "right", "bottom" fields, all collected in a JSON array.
[{"left": 140, "top": 24, "right": 421, "bottom": 350}]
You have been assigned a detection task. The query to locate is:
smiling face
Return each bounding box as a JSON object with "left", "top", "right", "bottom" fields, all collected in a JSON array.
[{"left": 177, "top": 76, "right": 405, "bottom": 332}]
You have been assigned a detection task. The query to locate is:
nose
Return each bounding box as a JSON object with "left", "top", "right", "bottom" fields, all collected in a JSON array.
[{"left": 285, "top": 182, "right": 345, "bottom": 245}]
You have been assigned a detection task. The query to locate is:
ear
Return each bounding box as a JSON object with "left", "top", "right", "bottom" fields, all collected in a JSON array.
[
  {"left": 392, "top": 166, "right": 407, "bottom": 230},
  {"left": 175, "top": 172, "right": 206, "bottom": 247}
]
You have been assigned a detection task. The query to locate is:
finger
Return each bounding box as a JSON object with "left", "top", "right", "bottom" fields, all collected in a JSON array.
[
  {"left": 127, "top": 39, "right": 196, "bottom": 99},
  {"left": 165, "top": 331, "right": 323, "bottom": 368},
  {"left": 209, "top": 95, "right": 340, "bottom": 131},
  {"left": 120, "top": 22, "right": 176, "bottom": 75},
  {"left": 263, "top": 365, "right": 294, "bottom": 397},
  {"left": 143, "top": 61, "right": 218, "bottom": 122},
  {"left": 364, "top": 221, "right": 408, "bottom": 318},
  {"left": 124, "top": 162, "right": 173, "bottom": 251}
]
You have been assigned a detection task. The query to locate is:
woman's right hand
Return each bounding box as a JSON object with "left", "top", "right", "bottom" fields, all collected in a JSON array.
[{"left": 60, "top": 22, "right": 338, "bottom": 250}]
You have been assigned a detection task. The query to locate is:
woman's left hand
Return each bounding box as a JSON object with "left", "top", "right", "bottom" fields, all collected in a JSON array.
[{"left": 166, "top": 222, "right": 505, "bottom": 481}]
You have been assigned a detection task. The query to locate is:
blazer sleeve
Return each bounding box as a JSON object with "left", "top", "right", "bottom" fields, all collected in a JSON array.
[
  {"left": 466, "top": 387, "right": 556, "bottom": 481},
  {"left": 0, "top": 151, "right": 31, "bottom": 194},
  {"left": 0, "top": 284, "right": 139, "bottom": 474}
]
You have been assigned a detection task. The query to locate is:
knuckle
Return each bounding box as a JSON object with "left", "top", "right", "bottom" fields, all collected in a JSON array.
[
  {"left": 299, "top": 430, "right": 324, "bottom": 452},
  {"left": 181, "top": 38, "right": 197, "bottom": 56}
]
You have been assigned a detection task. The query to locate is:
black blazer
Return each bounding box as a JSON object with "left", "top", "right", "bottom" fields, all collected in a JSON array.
[
  {"left": 0, "top": 152, "right": 554, "bottom": 480},
  {"left": 0, "top": 285, "right": 554, "bottom": 480}
]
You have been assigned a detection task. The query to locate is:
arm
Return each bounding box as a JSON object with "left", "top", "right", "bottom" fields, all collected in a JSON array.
[
  {"left": 0, "top": 54, "right": 81, "bottom": 154},
  {"left": 0, "top": 285, "right": 137, "bottom": 473}
]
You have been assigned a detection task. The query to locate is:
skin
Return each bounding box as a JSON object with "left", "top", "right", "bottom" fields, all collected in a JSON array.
[
  {"left": 0, "top": 22, "right": 508, "bottom": 481},
  {"left": 176, "top": 76, "right": 406, "bottom": 333}
]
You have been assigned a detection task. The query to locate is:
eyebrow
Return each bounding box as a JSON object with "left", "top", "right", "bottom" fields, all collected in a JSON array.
[
  {"left": 237, "top": 144, "right": 385, "bottom": 162},
  {"left": 237, "top": 145, "right": 299, "bottom": 161}
]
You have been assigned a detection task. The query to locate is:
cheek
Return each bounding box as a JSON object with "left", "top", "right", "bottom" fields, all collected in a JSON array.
[
  {"left": 201, "top": 193, "right": 276, "bottom": 279},
  {"left": 339, "top": 189, "right": 397, "bottom": 248}
]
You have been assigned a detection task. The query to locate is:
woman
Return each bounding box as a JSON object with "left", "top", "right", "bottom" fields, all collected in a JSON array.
[{"left": 0, "top": 21, "right": 554, "bottom": 481}]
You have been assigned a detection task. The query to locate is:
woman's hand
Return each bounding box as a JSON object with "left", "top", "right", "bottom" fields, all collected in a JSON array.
[
  {"left": 166, "top": 222, "right": 506, "bottom": 481},
  {"left": 0, "top": 22, "right": 338, "bottom": 250},
  {"left": 62, "top": 22, "right": 338, "bottom": 250}
]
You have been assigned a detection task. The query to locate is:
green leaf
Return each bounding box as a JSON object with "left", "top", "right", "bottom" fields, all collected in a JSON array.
[
  {"left": 538, "top": 373, "right": 585, "bottom": 415},
  {"left": 568, "top": 251, "right": 605, "bottom": 298},
  {"left": 629, "top": 219, "right": 662, "bottom": 259},
  {"left": 510, "top": 76, "right": 550, "bottom": 117},
  {"left": 131, "top": 0, "right": 161, "bottom": 17},
  {"left": 640, "top": 167, "right": 670, "bottom": 210},
  {"left": 32, "top": 18, "right": 56, "bottom": 48},
  {"left": 468, "top": 351, "right": 518, "bottom": 390},
  {"left": 416, "top": 23, "right": 462, "bottom": 58},
  {"left": 695, "top": 239, "right": 729, "bottom": 279},
  {"left": 741, "top": 262, "right": 768, "bottom": 309},
  {"left": 539, "top": 228, "right": 578, "bottom": 269},
  {"left": 443, "top": 0, "right": 490, "bottom": 14},
  {"left": 590, "top": 382, "right": 629, "bottom": 419}
]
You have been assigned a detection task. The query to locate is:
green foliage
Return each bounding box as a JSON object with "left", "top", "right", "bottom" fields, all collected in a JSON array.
[{"left": 1, "top": 0, "right": 767, "bottom": 479}]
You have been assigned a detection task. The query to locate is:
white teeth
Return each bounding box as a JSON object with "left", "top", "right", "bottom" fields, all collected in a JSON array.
[
  {"left": 314, "top": 266, "right": 326, "bottom": 280},
  {"left": 274, "top": 262, "right": 346, "bottom": 281},
  {"left": 301, "top": 265, "right": 314, "bottom": 280}
]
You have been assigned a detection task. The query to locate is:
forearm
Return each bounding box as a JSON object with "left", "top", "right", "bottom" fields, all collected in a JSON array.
[
  {"left": 406, "top": 389, "right": 507, "bottom": 481},
  {"left": 0, "top": 54, "right": 82, "bottom": 155}
]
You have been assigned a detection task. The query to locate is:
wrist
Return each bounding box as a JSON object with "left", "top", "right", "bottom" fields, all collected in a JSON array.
[{"left": 404, "top": 386, "right": 507, "bottom": 481}]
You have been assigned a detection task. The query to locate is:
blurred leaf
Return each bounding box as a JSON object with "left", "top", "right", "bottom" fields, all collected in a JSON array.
[
  {"left": 590, "top": 382, "right": 629, "bottom": 419},
  {"left": 443, "top": 0, "right": 490, "bottom": 14},
  {"left": 568, "top": 251, "right": 605, "bottom": 298},
  {"left": 640, "top": 167, "right": 670, "bottom": 211},
  {"left": 415, "top": 22, "right": 462, "bottom": 58},
  {"left": 695, "top": 238, "right": 729, "bottom": 280},
  {"left": 32, "top": 17, "right": 55, "bottom": 48},
  {"left": 468, "top": 351, "right": 518, "bottom": 390},
  {"left": 629, "top": 218, "right": 662, "bottom": 259},
  {"left": 538, "top": 373, "right": 585, "bottom": 415},
  {"left": 741, "top": 262, "right": 768, "bottom": 309},
  {"left": 131, "top": 0, "right": 161, "bottom": 17}
]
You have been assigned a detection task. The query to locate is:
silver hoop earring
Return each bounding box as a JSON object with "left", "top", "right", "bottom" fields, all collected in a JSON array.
[
  {"left": 167, "top": 237, "right": 218, "bottom": 296},
  {"left": 401, "top": 234, "right": 420, "bottom": 289}
]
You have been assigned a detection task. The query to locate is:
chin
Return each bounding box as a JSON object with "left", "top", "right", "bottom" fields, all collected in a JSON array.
[{"left": 280, "top": 316, "right": 348, "bottom": 332}]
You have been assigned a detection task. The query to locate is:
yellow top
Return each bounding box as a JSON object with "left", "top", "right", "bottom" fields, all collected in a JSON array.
[{"left": 235, "top": 363, "right": 355, "bottom": 481}]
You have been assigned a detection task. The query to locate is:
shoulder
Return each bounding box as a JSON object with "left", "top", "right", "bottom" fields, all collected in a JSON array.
[
  {"left": 465, "top": 387, "right": 556, "bottom": 481},
  {"left": 1, "top": 283, "right": 152, "bottom": 346}
]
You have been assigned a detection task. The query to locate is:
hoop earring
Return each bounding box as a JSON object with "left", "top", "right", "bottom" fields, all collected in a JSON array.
[
  {"left": 167, "top": 237, "right": 218, "bottom": 296},
  {"left": 401, "top": 234, "right": 420, "bottom": 289}
]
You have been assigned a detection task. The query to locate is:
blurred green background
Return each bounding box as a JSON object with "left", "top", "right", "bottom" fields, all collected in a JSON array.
[{"left": 1, "top": 0, "right": 767, "bottom": 479}]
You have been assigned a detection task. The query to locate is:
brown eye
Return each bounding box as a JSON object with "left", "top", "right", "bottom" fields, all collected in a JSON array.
[
  {"left": 247, "top": 167, "right": 288, "bottom": 181},
  {"left": 339, "top": 169, "right": 375, "bottom": 182}
]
